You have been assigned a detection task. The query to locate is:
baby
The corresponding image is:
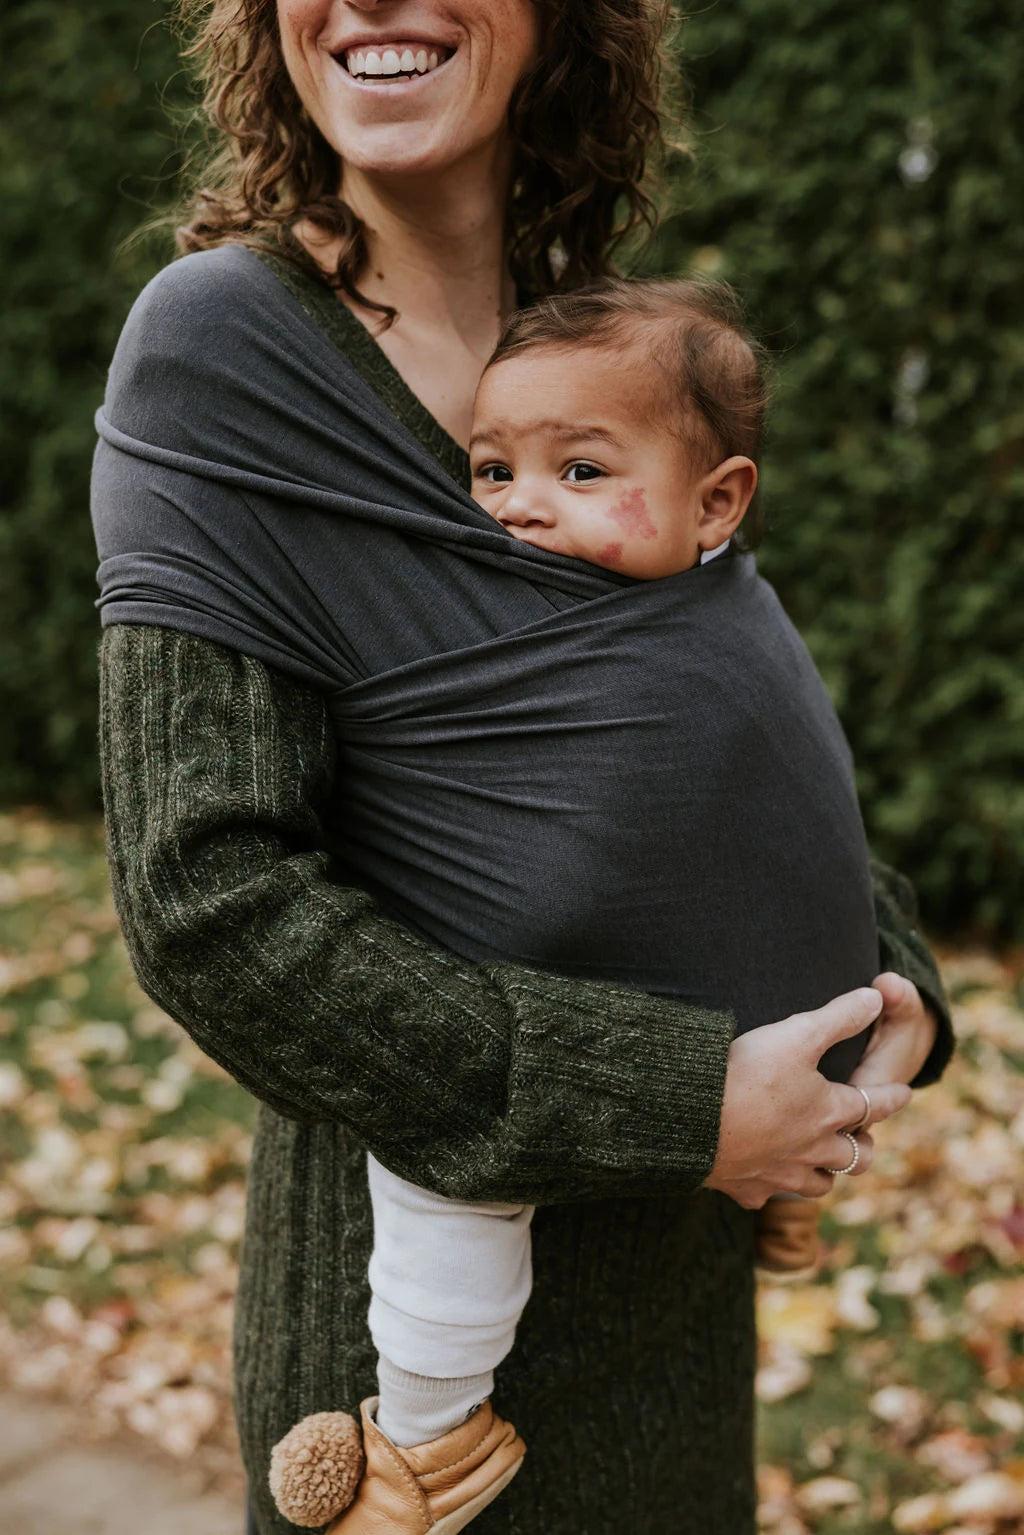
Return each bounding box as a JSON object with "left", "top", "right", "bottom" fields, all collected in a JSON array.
[
  {"left": 270, "top": 278, "right": 880, "bottom": 1531},
  {"left": 470, "top": 281, "right": 758, "bottom": 579}
]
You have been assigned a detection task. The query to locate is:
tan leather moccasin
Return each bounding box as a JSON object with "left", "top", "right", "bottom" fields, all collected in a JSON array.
[
  {"left": 326, "top": 1396, "right": 526, "bottom": 1535},
  {"left": 755, "top": 1196, "right": 822, "bottom": 1273}
]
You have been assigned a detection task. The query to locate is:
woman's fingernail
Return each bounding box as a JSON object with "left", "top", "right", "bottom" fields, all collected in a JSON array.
[{"left": 858, "top": 987, "right": 883, "bottom": 1016}]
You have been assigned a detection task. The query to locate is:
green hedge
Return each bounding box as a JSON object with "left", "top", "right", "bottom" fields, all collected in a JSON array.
[
  {"left": 645, "top": 0, "right": 1024, "bottom": 938},
  {"left": 3, "top": 0, "right": 1021, "bottom": 937},
  {"left": 0, "top": 1, "right": 180, "bottom": 806}
]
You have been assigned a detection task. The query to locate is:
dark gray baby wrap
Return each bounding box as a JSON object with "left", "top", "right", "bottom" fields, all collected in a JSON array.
[{"left": 92, "top": 246, "right": 877, "bottom": 1078}]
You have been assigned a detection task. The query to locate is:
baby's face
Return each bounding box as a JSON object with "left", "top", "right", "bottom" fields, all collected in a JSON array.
[{"left": 469, "top": 347, "right": 716, "bottom": 579}]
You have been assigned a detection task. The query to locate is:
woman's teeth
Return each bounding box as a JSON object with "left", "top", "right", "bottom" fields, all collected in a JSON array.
[{"left": 345, "top": 46, "right": 445, "bottom": 80}]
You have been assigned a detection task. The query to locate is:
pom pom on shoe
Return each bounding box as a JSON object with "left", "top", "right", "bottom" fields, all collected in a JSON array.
[{"left": 268, "top": 1410, "right": 365, "bottom": 1527}]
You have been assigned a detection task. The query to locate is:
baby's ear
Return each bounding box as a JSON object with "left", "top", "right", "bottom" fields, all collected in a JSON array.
[{"left": 698, "top": 457, "right": 758, "bottom": 551}]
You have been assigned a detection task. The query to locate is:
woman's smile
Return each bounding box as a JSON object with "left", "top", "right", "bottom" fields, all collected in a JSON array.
[
  {"left": 337, "top": 41, "right": 455, "bottom": 85},
  {"left": 280, "top": 1, "right": 540, "bottom": 175}
]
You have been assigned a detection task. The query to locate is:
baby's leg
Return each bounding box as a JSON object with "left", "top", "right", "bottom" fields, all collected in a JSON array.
[{"left": 366, "top": 1152, "right": 534, "bottom": 1448}]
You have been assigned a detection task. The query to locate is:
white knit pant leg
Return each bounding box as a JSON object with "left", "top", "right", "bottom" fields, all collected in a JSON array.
[{"left": 366, "top": 1151, "right": 535, "bottom": 1379}]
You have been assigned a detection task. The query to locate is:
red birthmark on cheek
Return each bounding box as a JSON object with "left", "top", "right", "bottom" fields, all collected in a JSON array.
[
  {"left": 608, "top": 486, "right": 658, "bottom": 541},
  {"left": 596, "top": 541, "right": 625, "bottom": 568}
]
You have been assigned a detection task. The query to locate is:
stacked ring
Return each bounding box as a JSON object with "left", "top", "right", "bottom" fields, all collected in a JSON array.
[
  {"left": 823, "top": 1130, "right": 861, "bottom": 1176},
  {"left": 847, "top": 1084, "right": 872, "bottom": 1132}
]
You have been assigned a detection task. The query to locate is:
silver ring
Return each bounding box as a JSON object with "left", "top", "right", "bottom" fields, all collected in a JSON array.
[
  {"left": 823, "top": 1130, "right": 861, "bottom": 1176},
  {"left": 847, "top": 1085, "right": 872, "bottom": 1132}
]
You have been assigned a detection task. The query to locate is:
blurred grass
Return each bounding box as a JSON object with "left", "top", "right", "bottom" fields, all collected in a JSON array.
[{"left": 1, "top": 811, "right": 1022, "bottom": 1527}]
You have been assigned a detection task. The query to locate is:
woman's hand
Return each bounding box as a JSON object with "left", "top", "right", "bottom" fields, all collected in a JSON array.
[
  {"left": 703, "top": 988, "right": 913, "bottom": 1210},
  {"left": 849, "top": 971, "right": 939, "bottom": 1090}
]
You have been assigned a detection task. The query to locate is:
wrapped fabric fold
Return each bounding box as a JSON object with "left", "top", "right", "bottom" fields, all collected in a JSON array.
[{"left": 92, "top": 245, "right": 876, "bottom": 1078}]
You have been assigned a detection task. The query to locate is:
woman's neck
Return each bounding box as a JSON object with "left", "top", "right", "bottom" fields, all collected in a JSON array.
[
  {"left": 296, "top": 148, "right": 517, "bottom": 449},
  {"left": 350, "top": 157, "right": 516, "bottom": 338}
]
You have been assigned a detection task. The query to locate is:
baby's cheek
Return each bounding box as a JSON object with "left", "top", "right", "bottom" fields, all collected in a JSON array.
[
  {"left": 607, "top": 486, "right": 659, "bottom": 542},
  {"left": 595, "top": 541, "right": 625, "bottom": 568}
]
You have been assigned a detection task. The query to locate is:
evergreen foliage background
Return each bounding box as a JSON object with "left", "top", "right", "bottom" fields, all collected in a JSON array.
[
  {"left": 647, "top": 0, "right": 1024, "bottom": 939},
  {"left": 3, "top": 0, "right": 1021, "bottom": 937},
  {"left": 2, "top": 1, "right": 182, "bottom": 805}
]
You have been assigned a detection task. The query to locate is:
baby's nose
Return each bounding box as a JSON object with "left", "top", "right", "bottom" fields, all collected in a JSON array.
[{"left": 494, "top": 490, "right": 556, "bottom": 528}]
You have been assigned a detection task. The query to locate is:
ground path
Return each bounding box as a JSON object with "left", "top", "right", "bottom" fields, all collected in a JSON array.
[{"left": 0, "top": 1391, "right": 242, "bottom": 1535}]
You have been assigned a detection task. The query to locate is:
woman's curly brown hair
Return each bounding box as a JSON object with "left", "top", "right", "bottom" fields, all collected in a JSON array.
[{"left": 174, "top": 0, "right": 685, "bottom": 322}]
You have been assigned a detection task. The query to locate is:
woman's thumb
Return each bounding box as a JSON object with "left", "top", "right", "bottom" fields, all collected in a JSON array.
[
  {"left": 871, "top": 971, "right": 916, "bottom": 1021},
  {"left": 804, "top": 987, "right": 884, "bottom": 1056}
]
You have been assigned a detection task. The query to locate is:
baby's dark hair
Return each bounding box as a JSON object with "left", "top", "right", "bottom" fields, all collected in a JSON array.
[{"left": 486, "top": 276, "right": 769, "bottom": 546}]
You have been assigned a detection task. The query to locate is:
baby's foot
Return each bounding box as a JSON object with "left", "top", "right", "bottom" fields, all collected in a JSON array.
[
  {"left": 270, "top": 1395, "right": 525, "bottom": 1533},
  {"left": 754, "top": 1196, "right": 821, "bottom": 1274}
]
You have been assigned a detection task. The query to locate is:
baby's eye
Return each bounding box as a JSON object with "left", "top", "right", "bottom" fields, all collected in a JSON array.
[
  {"left": 476, "top": 464, "right": 514, "bottom": 483},
  {"left": 564, "top": 462, "right": 605, "bottom": 483}
]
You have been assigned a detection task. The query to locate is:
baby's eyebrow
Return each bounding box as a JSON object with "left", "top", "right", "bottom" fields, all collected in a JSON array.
[
  {"left": 469, "top": 421, "right": 624, "bottom": 450},
  {"left": 548, "top": 424, "right": 623, "bottom": 446}
]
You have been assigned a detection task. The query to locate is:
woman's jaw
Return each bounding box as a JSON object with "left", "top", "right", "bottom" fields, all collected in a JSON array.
[{"left": 279, "top": 1, "right": 541, "bottom": 180}]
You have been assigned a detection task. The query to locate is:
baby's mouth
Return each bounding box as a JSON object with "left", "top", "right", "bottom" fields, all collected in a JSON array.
[
  {"left": 506, "top": 530, "right": 570, "bottom": 558},
  {"left": 339, "top": 43, "right": 456, "bottom": 83}
]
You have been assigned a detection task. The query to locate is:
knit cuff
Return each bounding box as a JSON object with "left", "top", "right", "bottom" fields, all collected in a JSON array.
[
  {"left": 871, "top": 858, "right": 955, "bottom": 1091},
  {"left": 486, "top": 964, "right": 734, "bottom": 1204},
  {"left": 877, "top": 928, "right": 955, "bottom": 1090}
]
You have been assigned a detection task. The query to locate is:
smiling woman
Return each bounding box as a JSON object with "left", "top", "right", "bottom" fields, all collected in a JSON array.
[
  {"left": 95, "top": 2, "right": 953, "bottom": 1532},
  {"left": 176, "top": 0, "right": 673, "bottom": 320}
]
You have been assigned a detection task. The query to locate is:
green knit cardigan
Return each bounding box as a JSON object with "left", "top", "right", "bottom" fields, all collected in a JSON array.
[{"left": 97, "top": 253, "right": 953, "bottom": 1535}]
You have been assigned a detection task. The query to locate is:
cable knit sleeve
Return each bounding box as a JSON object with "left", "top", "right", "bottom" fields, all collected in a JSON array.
[{"left": 100, "top": 622, "right": 737, "bottom": 1206}]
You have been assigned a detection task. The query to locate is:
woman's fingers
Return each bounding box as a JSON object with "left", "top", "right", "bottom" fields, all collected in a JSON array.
[
  {"left": 710, "top": 987, "right": 914, "bottom": 1206},
  {"left": 798, "top": 1168, "right": 837, "bottom": 1198},
  {"left": 846, "top": 1131, "right": 874, "bottom": 1175},
  {"left": 812, "top": 1128, "right": 874, "bottom": 1177},
  {"left": 795, "top": 986, "right": 885, "bottom": 1060},
  {"left": 709, "top": 1170, "right": 835, "bottom": 1208},
  {"left": 775, "top": 1168, "right": 838, "bottom": 1200},
  {"left": 709, "top": 1132, "right": 874, "bottom": 1204},
  {"left": 829, "top": 1077, "right": 910, "bottom": 1130}
]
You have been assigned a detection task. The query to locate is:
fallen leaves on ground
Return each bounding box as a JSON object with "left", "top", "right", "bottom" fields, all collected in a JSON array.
[
  {"left": 0, "top": 811, "right": 252, "bottom": 1496},
  {"left": 1, "top": 812, "right": 1022, "bottom": 1530},
  {"left": 755, "top": 948, "right": 1024, "bottom": 1533}
]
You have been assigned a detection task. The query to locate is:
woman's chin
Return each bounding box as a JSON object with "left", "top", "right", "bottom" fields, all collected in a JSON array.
[
  {"left": 320, "top": 58, "right": 504, "bottom": 180},
  {"left": 334, "top": 122, "right": 495, "bottom": 183},
  {"left": 336, "top": 136, "right": 459, "bottom": 180}
]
